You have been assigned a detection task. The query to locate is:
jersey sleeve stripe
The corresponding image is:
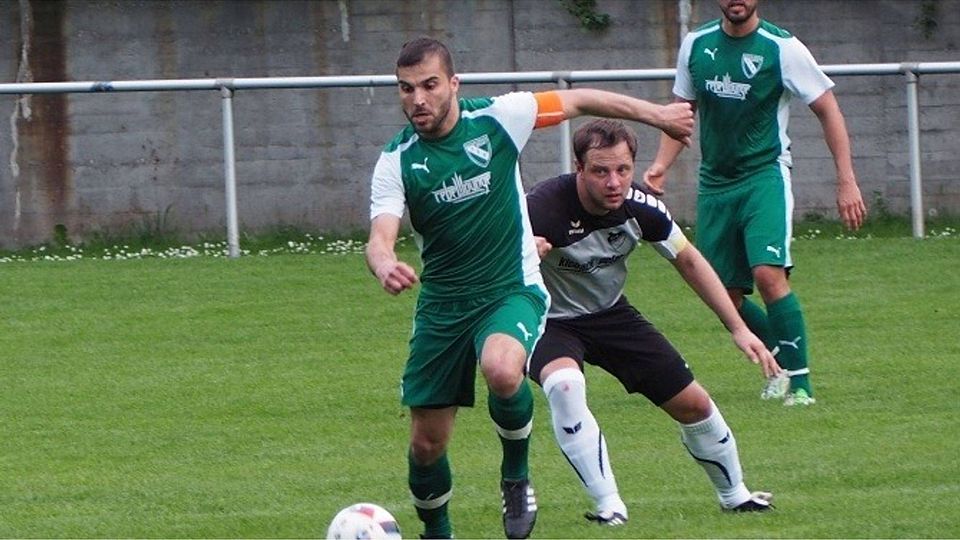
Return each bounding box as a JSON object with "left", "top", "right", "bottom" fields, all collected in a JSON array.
[{"left": 533, "top": 91, "right": 566, "bottom": 128}]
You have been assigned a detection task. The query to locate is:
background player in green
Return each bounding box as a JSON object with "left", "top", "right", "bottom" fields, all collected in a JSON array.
[
  {"left": 365, "top": 37, "right": 693, "bottom": 538},
  {"left": 643, "top": 0, "right": 868, "bottom": 406}
]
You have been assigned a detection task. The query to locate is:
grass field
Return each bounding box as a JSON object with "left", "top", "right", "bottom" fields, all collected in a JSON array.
[{"left": 1, "top": 231, "right": 958, "bottom": 538}]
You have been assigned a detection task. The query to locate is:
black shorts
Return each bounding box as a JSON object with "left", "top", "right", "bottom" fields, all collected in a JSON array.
[{"left": 529, "top": 297, "right": 694, "bottom": 406}]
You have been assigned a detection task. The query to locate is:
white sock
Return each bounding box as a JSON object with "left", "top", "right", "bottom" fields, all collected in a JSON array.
[
  {"left": 678, "top": 401, "right": 751, "bottom": 508},
  {"left": 543, "top": 368, "right": 626, "bottom": 516}
]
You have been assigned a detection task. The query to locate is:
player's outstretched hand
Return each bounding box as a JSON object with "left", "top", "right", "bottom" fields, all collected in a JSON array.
[
  {"left": 375, "top": 260, "right": 419, "bottom": 295},
  {"left": 535, "top": 236, "right": 552, "bottom": 259},
  {"left": 642, "top": 163, "right": 668, "bottom": 195},
  {"left": 657, "top": 102, "right": 694, "bottom": 147},
  {"left": 732, "top": 328, "right": 782, "bottom": 378},
  {"left": 837, "top": 179, "right": 867, "bottom": 230}
]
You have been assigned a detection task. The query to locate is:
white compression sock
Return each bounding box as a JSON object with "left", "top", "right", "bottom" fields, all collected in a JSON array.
[
  {"left": 678, "top": 401, "right": 752, "bottom": 508},
  {"left": 542, "top": 368, "right": 626, "bottom": 516}
]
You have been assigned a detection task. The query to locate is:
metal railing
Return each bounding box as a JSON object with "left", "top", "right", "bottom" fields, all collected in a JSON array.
[{"left": 2, "top": 61, "right": 958, "bottom": 255}]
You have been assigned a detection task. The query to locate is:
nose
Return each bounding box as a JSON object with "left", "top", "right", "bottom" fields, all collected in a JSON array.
[
  {"left": 609, "top": 172, "right": 627, "bottom": 189},
  {"left": 412, "top": 87, "right": 427, "bottom": 105}
]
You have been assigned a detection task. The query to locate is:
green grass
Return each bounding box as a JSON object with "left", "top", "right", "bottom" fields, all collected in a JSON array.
[{"left": 1, "top": 233, "right": 958, "bottom": 538}]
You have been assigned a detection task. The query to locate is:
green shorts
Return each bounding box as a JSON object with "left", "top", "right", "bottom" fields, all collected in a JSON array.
[
  {"left": 696, "top": 163, "right": 794, "bottom": 293},
  {"left": 401, "top": 285, "right": 548, "bottom": 408}
]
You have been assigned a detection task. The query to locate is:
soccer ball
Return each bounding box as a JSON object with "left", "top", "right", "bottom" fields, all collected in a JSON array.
[{"left": 326, "top": 502, "right": 402, "bottom": 540}]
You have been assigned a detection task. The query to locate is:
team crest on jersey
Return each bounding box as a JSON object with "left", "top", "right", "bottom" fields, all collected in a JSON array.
[
  {"left": 607, "top": 230, "right": 626, "bottom": 249},
  {"left": 741, "top": 53, "right": 764, "bottom": 79},
  {"left": 463, "top": 134, "right": 492, "bottom": 168}
]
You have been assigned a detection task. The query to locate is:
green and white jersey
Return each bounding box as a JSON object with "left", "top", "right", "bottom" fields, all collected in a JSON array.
[
  {"left": 370, "top": 92, "right": 545, "bottom": 302},
  {"left": 674, "top": 19, "right": 833, "bottom": 189}
]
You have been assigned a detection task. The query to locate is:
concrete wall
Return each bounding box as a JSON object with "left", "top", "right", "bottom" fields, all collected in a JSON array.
[{"left": 1, "top": 0, "right": 958, "bottom": 248}]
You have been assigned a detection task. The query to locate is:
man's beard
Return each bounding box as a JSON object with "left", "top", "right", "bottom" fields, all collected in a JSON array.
[
  {"left": 407, "top": 98, "right": 453, "bottom": 137},
  {"left": 723, "top": 3, "right": 756, "bottom": 24}
]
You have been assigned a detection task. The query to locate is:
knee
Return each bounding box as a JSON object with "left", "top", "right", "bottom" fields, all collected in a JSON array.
[
  {"left": 753, "top": 266, "right": 790, "bottom": 302},
  {"left": 675, "top": 398, "right": 712, "bottom": 424},
  {"left": 687, "top": 394, "right": 713, "bottom": 420},
  {"left": 482, "top": 359, "right": 523, "bottom": 398},
  {"left": 480, "top": 335, "right": 526, "bottom": 398},
  {"left": 409, "top": 433, "right": 447, "bottom": 465},
  {"left": 663, "top": 383, "right": 714, "bottom": 424},
  {"left": 727, "top": 288, "right": 745, "bottom": 310}
]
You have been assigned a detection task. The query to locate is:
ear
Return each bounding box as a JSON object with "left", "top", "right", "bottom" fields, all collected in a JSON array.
[{"left": 449, "top": 75, "right": 460, "bottom": 92}]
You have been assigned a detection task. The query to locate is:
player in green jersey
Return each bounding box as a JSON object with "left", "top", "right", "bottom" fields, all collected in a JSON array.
[
  {"left": 365, "top": 37, "right": 693, "bottom": 539},
  {"left": 643, "top": 0, "right": 867, "bottom": 406}
]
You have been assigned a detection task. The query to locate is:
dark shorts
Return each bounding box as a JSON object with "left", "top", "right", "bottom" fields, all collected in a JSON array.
[{"left": 528, "top": 297, "right": 694, "bottom": 406}]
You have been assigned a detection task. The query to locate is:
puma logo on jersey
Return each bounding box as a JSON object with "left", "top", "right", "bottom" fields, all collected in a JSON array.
[
  {"left": 766, "top": 245, "right": 782, "bottom": 258},
  {"left": 516, "top": 322, "right": 533, "bottom": 341},
  {"left": 778, "top": 336, "right": 803, "bottom": 350},
  {"left": 412, "top": 157, "right": 430, "bottom": 173},
  {"left": 704, "top": 47, "right": 718, "bottom": 60}
]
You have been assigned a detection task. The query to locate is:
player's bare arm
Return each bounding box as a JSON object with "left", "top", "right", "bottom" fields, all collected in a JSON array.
[
  {"left": 366, "top": 214, "right": 419, "bottom": 295},
  {"left": 809, "top": 90, "right": 867, "bottom": 230},
  {"left": 555, "top": 89, "right": 694, "bottom": 146},
  {"left": 670, "top": 245, "right": 781, "bottom": 378},
  {"left": 642, "top": 98, "right": 697, "bottom": 195}
]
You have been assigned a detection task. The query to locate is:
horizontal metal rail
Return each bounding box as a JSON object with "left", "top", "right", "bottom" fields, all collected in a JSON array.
[
  {"left": 2, "top": 62, "right": 958, "bottom": 93},
  {"left": 2, "top": 61, "right": 958, "bottom": 252}
]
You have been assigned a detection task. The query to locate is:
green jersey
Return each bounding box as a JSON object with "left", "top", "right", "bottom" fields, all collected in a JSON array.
[
  {"left": 370, "top": 92, "right": 546, "bottom": 302},
  {"left": 674, "top": 19, "right": 834, "bottom": 189}
]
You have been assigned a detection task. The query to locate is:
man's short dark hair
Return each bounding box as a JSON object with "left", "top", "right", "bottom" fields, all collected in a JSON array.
[
  {"left": 397, "top": 37, "right": 455, "bottom": 77},
  {"left": 572, "top": 119, "right": 638, "bottom": 165}
]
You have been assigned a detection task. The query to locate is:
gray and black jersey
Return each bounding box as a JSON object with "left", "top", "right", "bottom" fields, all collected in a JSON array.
[{"left": 526, "top": 174, "right": 690, "bottom": 319}]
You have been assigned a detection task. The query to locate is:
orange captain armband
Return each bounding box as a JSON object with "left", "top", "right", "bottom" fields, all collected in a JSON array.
[{"left": 534, "top": 91, "right": 566, "bottom": 129}]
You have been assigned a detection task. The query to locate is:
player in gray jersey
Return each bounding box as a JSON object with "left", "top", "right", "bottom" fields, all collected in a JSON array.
[
  {"left": 526, "top": 119, "right": 781, "bottom": 525},
  {"left": 644, "top": 0, "right": 867, "bottom": 406},
  {"left": 365, "top": 37, "right": 694, "bottom": 539}
]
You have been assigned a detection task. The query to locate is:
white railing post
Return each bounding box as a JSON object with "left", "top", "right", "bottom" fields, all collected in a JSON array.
[
  {"left": 904, "top": 66, "right": 924, "bottom": 239},
  {"left": 557, "top": 75, "right": 572, "bottom": 174},
  {"left": 220, "top": 84, "right": 241, "bottom": 258}
]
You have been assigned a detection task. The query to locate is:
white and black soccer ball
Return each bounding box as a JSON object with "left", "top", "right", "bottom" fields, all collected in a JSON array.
[{"left": 325, "top": 502, "right": 402, "bottom": 540}]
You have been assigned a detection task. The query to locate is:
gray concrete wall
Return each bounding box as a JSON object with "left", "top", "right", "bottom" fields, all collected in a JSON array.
[{"left": 1, "top": 0, "right": 957, "bottom": 248}]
